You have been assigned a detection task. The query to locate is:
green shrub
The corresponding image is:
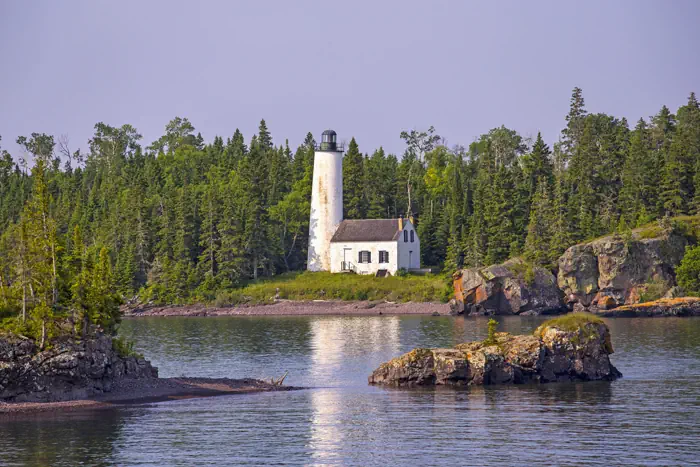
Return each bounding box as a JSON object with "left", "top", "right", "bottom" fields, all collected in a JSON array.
[
  {"left": 483, "top": 318, "right": 499, "bottom": 346},
  {"left": 112, "top": 335, "right": 143, "bottom": 359},
  {"left": 677, "top": 244, "right": 700, "bottom": 296},
  {"left": 639, "top": 277, "right": 669, "bottom": 303}
]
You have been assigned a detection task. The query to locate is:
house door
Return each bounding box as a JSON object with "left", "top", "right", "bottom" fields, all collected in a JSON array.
[
  {"left": 409, "top": 251, "right": 413, "bottom": 268},
  {"left": 343, "top": 248, "right": 352, "bottom": 270}
]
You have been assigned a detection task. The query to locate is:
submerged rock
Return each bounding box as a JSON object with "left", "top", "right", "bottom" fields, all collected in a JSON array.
[
  {"left": 0, "top": 333, "right": 158, "bottom": 403},
  {"left": 452, "top": 258, "right": 564, "bottom": 316},
  {"left": 368, "top": 314, "right": 621, "bottom": 387}
]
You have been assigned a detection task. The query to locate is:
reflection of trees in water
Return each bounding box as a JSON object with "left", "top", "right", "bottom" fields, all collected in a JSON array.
[
  {"left": 121, "top": 316, "right": 314, "bottom": 356},
  {"left": 0, "top": 409, "right": 125, "bottom": 466}
]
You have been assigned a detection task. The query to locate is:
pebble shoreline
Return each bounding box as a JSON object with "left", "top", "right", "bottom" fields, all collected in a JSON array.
[{"left": 123, "top": 300, "right": 450, "bottom": 317}]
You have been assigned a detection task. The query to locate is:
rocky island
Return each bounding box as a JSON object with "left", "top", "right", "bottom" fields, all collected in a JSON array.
[
  {"left": 368, "top": 314, "right": 621, "bottom": 386},
  {"left": 0, "top": 332, "right": 294, "bottom": 413}
]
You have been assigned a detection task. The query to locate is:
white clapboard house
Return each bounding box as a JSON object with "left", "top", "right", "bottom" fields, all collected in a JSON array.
[{"left": 329, "top": 218, "right": 420, "bottom": 275}]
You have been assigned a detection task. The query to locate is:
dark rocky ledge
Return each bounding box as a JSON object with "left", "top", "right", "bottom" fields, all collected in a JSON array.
[
  {"left": 594, "top": 297, "right": 700, "bottom": 317},
  {"left": 368, "top": 314, "right": 621, "bottom": 387},
  {"left": 1, "top": 333, "right": 296, "bottom": 411}
]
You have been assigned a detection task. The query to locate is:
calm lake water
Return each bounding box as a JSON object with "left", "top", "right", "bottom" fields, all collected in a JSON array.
[{"left": 1, "top": 315, "right": 699, "bottom": 466}]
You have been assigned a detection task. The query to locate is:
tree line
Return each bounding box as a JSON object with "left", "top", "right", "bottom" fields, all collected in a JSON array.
[{"left": 1, "top": 88, "right": 699, "bottom": 319}]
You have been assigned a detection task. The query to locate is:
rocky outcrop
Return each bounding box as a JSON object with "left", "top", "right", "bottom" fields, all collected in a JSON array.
[
  {"left": 368, "top": 315, "right": 621, "bottom": 386},
  {"left": 0, "top": 333, "right": 158, "bottom": 403},
  {"left": 557, "top": 233, "right": 688, "bottom": 311},
  {"left": 595, "top": 297, "right": 700, "bottom": 317},
  {"left": 452, "top": 258, "right": 563, "bottom": 315}
]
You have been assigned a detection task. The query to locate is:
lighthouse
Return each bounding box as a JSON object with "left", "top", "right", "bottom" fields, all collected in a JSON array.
[{"left": 307, "top": 129, "right": 344, "bottom": 271}]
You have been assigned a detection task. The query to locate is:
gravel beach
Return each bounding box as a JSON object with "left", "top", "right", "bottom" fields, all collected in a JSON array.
[{"left": 123, "top": 300, "right": 450, "bottom": 317}]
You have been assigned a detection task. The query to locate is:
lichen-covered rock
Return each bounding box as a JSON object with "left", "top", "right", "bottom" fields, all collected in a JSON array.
[
  {"left": 595, "top": 297, "right": 700, "bottom": 317},
  {"left": 453, "top": 258, "right": 564, "bottom": 316},
  {"left": 0, "top": 333, "right": 158, "bottom": 402},
  {"left": 368, "top": 314, "right": 621, "bottom": 387},
  {"left": 535, "top": 320, "right": 620, "bottom": 382},
  {"left": 557, "top": 233, "right": 688, "bottom": 310}
]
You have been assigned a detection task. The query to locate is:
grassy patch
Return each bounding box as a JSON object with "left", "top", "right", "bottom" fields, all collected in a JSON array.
[
  {"left": 637, "top": 225, "right": 663, "bottom": 240},
  {"left": 212, "top": 271, "right": 452, "bottom": 306},
  {"left": 534, "top": 312, "right": 604, "bottom": 336},
  {"left": 580, "top": 214, "right": 700, "bottom": 245}
]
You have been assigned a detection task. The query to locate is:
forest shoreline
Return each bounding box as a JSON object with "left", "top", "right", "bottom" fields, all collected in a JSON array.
[
  {"left": 122, "top": 300, "right": 450, "bottom": 317},
  {"left": 0, "top": 377, "right": 300, "bottom": 414}
]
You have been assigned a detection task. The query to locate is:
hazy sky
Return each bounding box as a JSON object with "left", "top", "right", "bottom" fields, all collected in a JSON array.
[{"left": 1, "top": 0, "right": 699, "bottom": 158}]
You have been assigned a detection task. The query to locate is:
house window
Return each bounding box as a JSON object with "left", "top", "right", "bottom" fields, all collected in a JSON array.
[
  {"left": 358, "top": 251, "right": 372, "bottom": 263},
  {"left": 404, "top": 230, "right": 408, "bottom": 242},
  {"left": 379, "top": 251, "right": 389, "bottom": 263},
  {"left": 410, "top": 230, "right": 415, "bottom": 243}
]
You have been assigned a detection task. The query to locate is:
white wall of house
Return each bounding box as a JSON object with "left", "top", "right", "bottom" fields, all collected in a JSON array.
[
  {"left": 397, "top": 220, "right": 421, "bottom": 270},
  {"left": 330, "top": 241, "right": 398, "bottom": 275}
]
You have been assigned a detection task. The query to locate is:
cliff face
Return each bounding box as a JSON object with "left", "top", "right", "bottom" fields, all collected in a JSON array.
[
  {"left": 557, "top": 233, "right": 688, "bottom": 311},
  {"left": 452, "top": 232, "right": 690, "bottom": 315},
  {"left": 0, "top": 333, "right": 157, "bottom": 403},
  {"left": 368, "top": 317, "right": 621, "bottom": 386},
  {"left": 452, "top": 258, "right": 563, "bottom": 316}
]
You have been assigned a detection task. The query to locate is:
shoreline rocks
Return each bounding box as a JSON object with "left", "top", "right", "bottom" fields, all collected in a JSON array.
[
  {"left": 0, "top": 333, "right": 157, "bottom": 403},
  {"left": 558, "top": 233, "right": 688, "bottom": 312},
  {"left": 452, "top": 258, "right": 564, "bottom": 316},
  {"left": 595, "top": 297, "right": 700, "bottom": 317},
  {"left": 368, "top": 315, "right": 621, "bottom": 387},
  {"left": 452, "top": 232, "right": 694, "bottom": 316}
]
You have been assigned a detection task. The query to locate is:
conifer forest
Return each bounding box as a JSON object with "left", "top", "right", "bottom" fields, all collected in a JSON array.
[{"left": 1, "top": 87, "right": 699, "bottom": 314}]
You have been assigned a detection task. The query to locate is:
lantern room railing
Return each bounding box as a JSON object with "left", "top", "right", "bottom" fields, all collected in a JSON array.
[{"left": 316, "top": 141, "right": 345, "bottom": 152}]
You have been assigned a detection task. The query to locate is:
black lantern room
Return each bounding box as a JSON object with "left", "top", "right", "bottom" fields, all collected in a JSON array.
[{"left": 319, "top": 129, "right": 338, "bottom": 151}]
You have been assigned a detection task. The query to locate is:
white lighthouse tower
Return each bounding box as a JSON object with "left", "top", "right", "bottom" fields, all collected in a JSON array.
[{"left": 307, "top": 129, "right": 344, "bottom": 271}]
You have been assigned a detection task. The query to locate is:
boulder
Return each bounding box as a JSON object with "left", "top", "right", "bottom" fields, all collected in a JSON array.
[
  {"left": 557, "top": 233, "right": 688, "bottom": 311},
  {"left": 0, "top": 333, "right": 158, "bottom": 402},
  {"left": 453, "top": 258, "right": 564, "bottom": 315},
  {"left": 368, "top": 314, "right": 621, "bottom": 387}
]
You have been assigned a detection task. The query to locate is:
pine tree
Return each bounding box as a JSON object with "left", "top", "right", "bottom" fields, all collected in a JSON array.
[
  {"left": 561, "top": 87, "right": 587, "bottom": 158},
  {"left": 620, "top": 118, "right": 652, "bottom": 223},
  {"left": 22, "top": 158, "right": 61, "bottom": 348},
  {"left": 524, "top": 179, "right": 554, "bottom": 266},
  {"left": 89, "top": 247, "right": 121, "bottom": 334},
  {"left": 661, "top": 137, "right": 690, "bottom": 215},
  {"left": 343, "top": 138, "right": 366, "bottom": 219},
  {"left": 523, "top": 132, "right": 553, "bottom": 200}
]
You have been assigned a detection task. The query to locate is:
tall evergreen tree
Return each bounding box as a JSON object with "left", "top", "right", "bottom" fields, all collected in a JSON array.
[{"left": 342, "top": 138, "right": 366, "bottom": 219}]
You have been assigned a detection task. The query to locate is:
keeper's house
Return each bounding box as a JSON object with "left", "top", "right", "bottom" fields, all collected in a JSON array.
[{"left": 329, "top": 217, "right": 420, "bottom": 276}]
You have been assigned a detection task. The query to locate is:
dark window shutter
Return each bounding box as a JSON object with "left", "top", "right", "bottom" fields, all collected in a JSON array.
[{"left": 368, "top": 251, "right": 372, "bottom": 263}]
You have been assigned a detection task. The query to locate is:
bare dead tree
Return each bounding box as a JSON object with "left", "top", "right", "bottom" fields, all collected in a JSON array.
[{"left": 58, "top": 134, "right": 72, "bottom": 167}]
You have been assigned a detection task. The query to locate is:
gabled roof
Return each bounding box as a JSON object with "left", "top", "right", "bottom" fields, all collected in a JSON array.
[{"left": 330, "top": 219, "right": 405, "bottom": 242}]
